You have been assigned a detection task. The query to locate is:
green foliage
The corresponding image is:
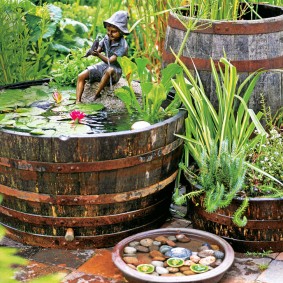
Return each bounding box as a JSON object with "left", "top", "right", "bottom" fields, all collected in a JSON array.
[
  {"left": 245, "top": 127, "right": 283, "bottom": 197},
  {"left": 245, "top": 249, "right": 273, "bottom": 257},
  {"left": 183, "top": 140, "right": 248, "bottom": 227},
  {"left": 0, "top": 0, "right": 94, "bottom": 85},
  {"left": 179, "top": 0, "right": 283, "bottom": 21},
  {"left": 171, "top": 56, "right": 270, "bottom": 227},
  {"left": 232, "top": 196, "right": 248, "bottom": 227},
  {"left": 173, "top": 56, "right": 266, "bottom": 168},
  {"left": 241, "top": 95, "right": 283, "bottom": 196},
  {"left": 257, "top": 263, "right": 269, "bottom": 271},
  {"left": 51, "top": 49, "right": 97, "bottom": 85},
  {"left": 0, "top": 85, "right": 104, "bottom": 136},
  {"left": 124, "top": 0, "right": 184, "bottom": 73},
  {"left": 115, "top": 56, "right": 183, "bottom": 123},
  {"left": 0, "top": 0, "right": 53, "bottom": 84}
]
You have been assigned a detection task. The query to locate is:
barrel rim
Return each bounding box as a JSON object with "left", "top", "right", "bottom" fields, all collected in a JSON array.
[
  {"left": 171, "top": 3, "right": 283, "bottom": 24},
  {"left": 0, "top": 109, "right": 186, "bottom": 139},
  {"left": 169, "top": 3, "right": 283, "bottom": 34}
]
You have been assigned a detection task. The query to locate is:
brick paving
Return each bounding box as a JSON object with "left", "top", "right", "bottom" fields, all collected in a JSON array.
[{"left": 1, "top": 215, "right": 283, "bottom": 283}]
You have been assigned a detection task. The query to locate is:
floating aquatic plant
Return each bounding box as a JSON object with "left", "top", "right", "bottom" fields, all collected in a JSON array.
[
  {"left": 70, "top": 110, "right": 85, "bottom": 124},
  {"left": 52, "top": 89, "right": 63, "bottom": 104},
  {"left": 0, "top": 86, "right": 105, "bottom": 136}
]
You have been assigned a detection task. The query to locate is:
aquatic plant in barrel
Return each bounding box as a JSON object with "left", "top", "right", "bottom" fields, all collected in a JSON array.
[
  {"left": 0, "top": 84, "right": 186, "bottom": 249},
  {"left": 173, "top": 56, "right": 283, "bottom": 252},
  {"left": 163, "top": 0, "right": 283, "bottom": 115}
]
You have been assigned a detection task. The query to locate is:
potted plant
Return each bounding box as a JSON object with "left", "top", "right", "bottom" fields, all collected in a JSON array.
[
  {"left": 0, "top": 55, "right": 188, "bottom": 249},
  {"left": 171, "top": 55, "right": 283, "bottom": 252},
  {"left": 162, "top": 1, "right": 283, "bottom": 115}
]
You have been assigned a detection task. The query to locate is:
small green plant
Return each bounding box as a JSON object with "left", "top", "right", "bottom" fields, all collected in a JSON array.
[
  {"left": 115, "top": 56, "right": 183, "bottom": 123},
  {"left": 245, "top": 250, "right": 273, "bottom": 257},
  {"left": 244, "top": 100, "right": 283, "bottom": 197},
  {"left": 172, "top": 56, "right": 266, "bottom": 168},
  {"left": 51, "top": 49, "right": 97, "bottom": 86},
  {"left": 171, "top": 56, "right": 279, "bottom": 227},
  {"left": 245, "top": 128, "right": 283, "bottom": 195},
  {"left": 0, "top": 0, "right": 53, "bottom": 84},
  {"left": 179, "top": 140, "right": 249, "bottom": 227},
  {"left": 258, "top": 263, "right": 269, "bottom": 271},
  {"left": 176, "top": 0, "right": 282, "bottom": 21}
]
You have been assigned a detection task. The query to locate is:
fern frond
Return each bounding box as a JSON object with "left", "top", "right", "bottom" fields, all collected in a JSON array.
[
  {"left": 204, "top": 191, "right": 217, "bottom": 212},
  {"left": 232, "top": 197, "right": 249, "bottom": 227}
]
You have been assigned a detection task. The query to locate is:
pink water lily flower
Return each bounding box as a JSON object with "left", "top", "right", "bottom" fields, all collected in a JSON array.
[
  {"left": 70, "top": 110, "right": 85, "bottom": 124},
  {"left": 52, "top": 89, "right": 63, "bottom": 103}
]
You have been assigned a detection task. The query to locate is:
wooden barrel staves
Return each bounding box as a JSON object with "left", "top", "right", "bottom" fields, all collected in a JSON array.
[
  {"left": 163, "top": 4, "right": 283, "bottom": 114},
  {"left": 0, "top": 110, "right": 185, "bottom": 249},
  {"left": 189, "top": 196, "right": 283, "bottom": 252}
]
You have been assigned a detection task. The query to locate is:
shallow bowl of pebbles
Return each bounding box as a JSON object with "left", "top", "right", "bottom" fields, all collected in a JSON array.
[{"left": 112, "top": 228, "right": 234, "bottom": 283}]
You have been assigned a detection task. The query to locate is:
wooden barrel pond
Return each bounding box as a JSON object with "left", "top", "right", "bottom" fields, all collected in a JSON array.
[
  {"left": 163, "top": 4, "right": 283, "bottom": 114},
  {"left": 0, "top": 110, "right": 186, "bottom": 249},
  {"left": 189, "top": 195, "right": 283, "bottom": 253}
]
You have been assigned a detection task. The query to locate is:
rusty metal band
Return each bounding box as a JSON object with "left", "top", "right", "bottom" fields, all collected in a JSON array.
[
  {"left": 168, "top": 12, "right": 283, "bottom": 34},
  {"left": 0, "top": 197, "right": 169, "bottom": 227},
  {"left": 0, "top": 170, "right": 177, "bottom": 205},
  {"left": 0, "top": 138, "right": 183, "bottom": 173},
  {"left": 2, "top": 215, "right": 166, "bottom": 249},
  {"left": 195, "top": 207, "right": 283, "bottom": 229},
  {"left": 221, "top": 236, "right": 283, "bottom": 253},
  {"left": 163, "top": 49, "right": 283, "bottom": 72}
]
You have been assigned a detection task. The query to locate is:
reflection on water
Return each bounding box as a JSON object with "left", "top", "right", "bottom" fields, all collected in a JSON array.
[{"left": 83, "top": 110, "right": 137, "bottom": 133}]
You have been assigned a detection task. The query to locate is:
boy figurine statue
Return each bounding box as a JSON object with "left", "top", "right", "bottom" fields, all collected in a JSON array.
[{"left": 76, "top": 11, "right": 129, "bottom": 103}]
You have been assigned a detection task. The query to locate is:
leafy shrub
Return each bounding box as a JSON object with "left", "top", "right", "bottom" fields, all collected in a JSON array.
[
  {"left": 51, "top": 49, "right": 99, "bottom": 86},
  {"left": 0, "top": 0, "right": 53, "bottom": 84}
]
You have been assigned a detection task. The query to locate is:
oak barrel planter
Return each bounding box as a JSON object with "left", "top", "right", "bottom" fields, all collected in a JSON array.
[
  {"left": 0, "top": 110, "right": 186, "bottom": 249},
  {"left": 187, "top": 187, "right": 283, "bottom": 252},
  {"left": 163, "top": 4, "right": 283, "bottom": 114}
]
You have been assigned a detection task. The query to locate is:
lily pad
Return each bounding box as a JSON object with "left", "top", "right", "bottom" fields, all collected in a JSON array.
[
  {"left": 52, "top": 103, "right": 104, "bottom": 114},
  {"left": 0, "top": 113, "right": 18, "bottom": 127},
  {"left": 190, "top": 264, "right": 209, "bottom": 273},
  {"left": 136, "top": 264, "right": 155, "bottom": 274},
  {"left": 52, "top": 122, "right": 92, "bottom": 136},
  {"left": 14, "top": 122, "right": 34, "bottom": 132},
  {"left": 26, "top": 117, "right": 49, "bottom": 128},
  {"left": 15, "top": 107, "right": 46, "bottom": 116},
  {"left": 48, "top": 115, "right": 70, "bottom": 121},
  {"left": 0, "top": 86, "right": 108, "bottom": 136}
]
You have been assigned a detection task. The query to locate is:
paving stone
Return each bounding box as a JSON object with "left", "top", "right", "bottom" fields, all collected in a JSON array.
[
  {"left": 266, "top": 253, "right": 279, "bottom": 260},
  {"left": 256, "top": 260, "right": 283, "bottom": 283},
  {"left": 219, "top": 276, "right": 256, "bottom": 283},
  {"left": 0, "top": 236, "right": 26, "bottom": 248},
  {"left": 62, "top": 271, "right": 125, "bottom": 283},
  {"left": 275, "top": 252, "right": 283, "bottom": 261},
  {"left": 77, "top": 249, "right": 124, "bottom": 281},
  {"left": 221, "top": 256, "right": 272, "bottom": 282},
  {"left": 161, "top": 217, "right": 192, "bottom": 229},
  {"left": 16, "top": 246, "right": 42, "bottom": 259},
  {"left": 30, "top": 248, "right": 95, "bottom": 269},
  {"left": 14, "top": 260, "right": 69, "bottom": 281}
]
